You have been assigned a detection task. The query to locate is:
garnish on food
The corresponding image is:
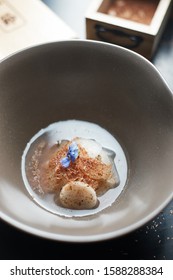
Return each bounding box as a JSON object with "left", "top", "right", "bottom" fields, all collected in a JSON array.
[
  {"left": 39, "top": 137, "right": 119, "bottom": 210},
  {"left": 60, "top": 141, "right": 78, "bottom": 168}
]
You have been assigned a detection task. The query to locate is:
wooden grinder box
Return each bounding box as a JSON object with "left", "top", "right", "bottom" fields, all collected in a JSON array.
[{"left": 86, "top": 0, "right": 172, "bottom": 59}]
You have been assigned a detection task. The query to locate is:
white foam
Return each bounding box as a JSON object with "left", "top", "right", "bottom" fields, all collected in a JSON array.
[{"left": 21, "top": 119, "right": 128, "bottom": 217}]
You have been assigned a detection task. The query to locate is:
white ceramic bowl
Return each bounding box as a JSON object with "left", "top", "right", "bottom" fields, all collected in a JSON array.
[{"left": 0, "top": 40, "right": 173, "bottom": 242}]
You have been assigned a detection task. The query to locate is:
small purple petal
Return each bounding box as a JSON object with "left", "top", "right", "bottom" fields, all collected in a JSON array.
[
  {"left": 60, "top": 141, "right": 78, "bottom": 168},
  {"left": 68, "top": 141, "right": 78, "bottom": 162},
  {"left": 60, "top": 156, "right": 71, "bottom": 168}
]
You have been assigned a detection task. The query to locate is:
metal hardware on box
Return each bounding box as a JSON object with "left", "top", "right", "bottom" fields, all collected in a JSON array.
[{"left": 95, "top": 24, "right": 143, "bottom": 49}]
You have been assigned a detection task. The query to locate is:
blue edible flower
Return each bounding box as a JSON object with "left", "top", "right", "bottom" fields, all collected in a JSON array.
[
  {"left": 60, "top": 156, "right": 71, "bottom": 168},
  {"left": 60, "top": 141, "right": 78, "bottom": 168}
]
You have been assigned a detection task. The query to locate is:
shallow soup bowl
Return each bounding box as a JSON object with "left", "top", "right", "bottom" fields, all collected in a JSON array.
[{"left": 0, "top": 40, "right": 173, "bottom": 242}]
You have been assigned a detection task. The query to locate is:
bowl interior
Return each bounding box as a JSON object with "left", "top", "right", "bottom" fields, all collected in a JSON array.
[{"left": 0, "top": 40, "right": 173, "bottom": 242}]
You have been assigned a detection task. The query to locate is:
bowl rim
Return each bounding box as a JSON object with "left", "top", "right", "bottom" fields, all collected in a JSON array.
[
  {"left": 0, "top": 193, "right": 172, "bottom": 242},
  {"left": 0, "top": 39, "right": 173, "bottom": 242},
  {"left": 1, "top": 38, "right": 172, "bottom": 94}
]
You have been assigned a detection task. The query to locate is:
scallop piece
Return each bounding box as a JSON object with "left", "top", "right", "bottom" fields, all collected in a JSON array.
[
  {"left": 76, "top": 137, "right": 114, "bottom": 165},
  {"left": 59, "top": 181, "right": 98, "bottom": 210},
  {"left": 75, "top": 138, "right": 102, "bottom": 158}
]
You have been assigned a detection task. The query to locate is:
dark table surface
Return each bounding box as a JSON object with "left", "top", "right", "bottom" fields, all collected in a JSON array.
[{"left": 0, "top": 0, "right": 173, "bottom": 260}]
